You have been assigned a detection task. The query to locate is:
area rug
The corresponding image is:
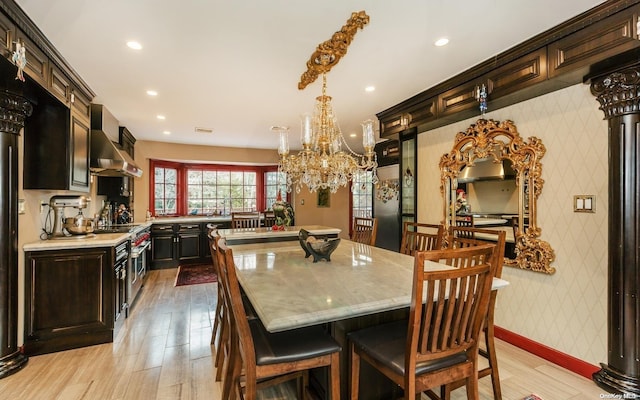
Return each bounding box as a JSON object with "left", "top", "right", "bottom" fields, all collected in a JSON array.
[
  {"left": 174, "top": 264, "right": 217, "bottom": 286},
  {"left": 522, "top": 395, "right": 543, "bottom": 400}
]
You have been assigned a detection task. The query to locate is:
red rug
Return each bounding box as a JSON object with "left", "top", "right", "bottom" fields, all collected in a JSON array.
[{"left": 174, "top": 264, "right": 217, "bottom": 286}]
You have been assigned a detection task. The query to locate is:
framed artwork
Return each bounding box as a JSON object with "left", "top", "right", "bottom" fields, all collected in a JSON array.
[{"left": 317, "top": 188, "right": 330, "bottom": 207}]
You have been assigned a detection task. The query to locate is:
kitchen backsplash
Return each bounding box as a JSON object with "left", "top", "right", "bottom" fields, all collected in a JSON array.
[{"left": 466, "top": 179, "right": 518, "bottom": 214}]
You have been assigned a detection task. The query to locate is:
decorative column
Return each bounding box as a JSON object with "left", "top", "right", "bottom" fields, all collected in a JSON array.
[
  {"left": 591, "top": 65, "right": 640, "bottom": 395},
  {"left": 0, "top": 90, "right": 32, "bottom": 378}
]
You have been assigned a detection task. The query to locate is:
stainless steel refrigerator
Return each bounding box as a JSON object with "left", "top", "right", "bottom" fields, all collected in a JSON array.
[{"left": 373, "top": 164, "right": 400, "bottom": 251}]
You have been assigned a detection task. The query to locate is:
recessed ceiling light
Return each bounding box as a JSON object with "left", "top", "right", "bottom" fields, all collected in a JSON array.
[
  {"left": 146, "top": 90, "right": 158, "bottom": 96},
  {"left": 365, "top": 86, "right": 375, "bottom": 92},
  {"left": 127, "top": 41, "right": 143, "bottom": 50},
  {"left": 350, "top": 133, "right": 357, "bottom": 138},
  {"left": 434, "top": 37, "right": 449, "bottom": 47},
  {"left": 157, "top": 115, "right": 166, "bottom": 120},
  {"left": 163, "top": 131, "right": 171, "bottom": 135}
]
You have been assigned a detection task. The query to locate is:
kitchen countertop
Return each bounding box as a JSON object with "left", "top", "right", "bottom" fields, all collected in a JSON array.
[
  {"left": 148, "top": 215, "right": 231, "bottom": 224},
  {"left": 23, "top": 222, "right": 152, "bottom": 252},
  {"left": 24, "top": 232, "right": 132, "bottom": 251}
]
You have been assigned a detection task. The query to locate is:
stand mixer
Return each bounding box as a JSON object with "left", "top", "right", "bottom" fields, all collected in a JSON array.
[{"left": 49, "top": 195, "right": 92, "bottom": 237}]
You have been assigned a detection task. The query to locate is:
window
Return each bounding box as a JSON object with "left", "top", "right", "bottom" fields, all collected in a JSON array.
[
  {"left": 264, "top": 171, "right": 288, "bottom": 210},
  {"left": 352, "top": 170, "right": 373, "bottom": 218},
  {"left": 154, "top": 165, "right": 178, "bottom": 215},
  {"left": 150, "top": 160, "right": 287, "bottom": 216},
  {"left": 187, "top": 169, "right": 257, "bottom": 214}
]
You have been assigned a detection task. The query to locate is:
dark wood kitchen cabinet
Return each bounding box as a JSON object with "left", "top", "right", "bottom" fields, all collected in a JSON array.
[
  {"left": 24, "top": 247, "right": 115, "bottom": 356},
  {"left": 22, "top": 77, "right": 92, "bottom": 192},
  {"left": 177, "top": 223, "right": 201, "bottom": 261},
  {"left": 150, "top": 221, "right": 226, "bottom": 269},
  {"left": 150, "top": 224, "right": 177, "bottom": 268}
]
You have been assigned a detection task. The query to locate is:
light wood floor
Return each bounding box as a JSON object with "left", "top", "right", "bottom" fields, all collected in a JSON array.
[{"left": 0, "top": 268, "right": 606, "bottom": 400}]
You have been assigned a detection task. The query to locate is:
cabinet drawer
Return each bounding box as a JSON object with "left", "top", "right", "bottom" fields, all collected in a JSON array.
[
  {"left": 49, "top": 64, "right": 71, "bottom": 104},
  {"left": 379, "top": 97, "right": 436, "bottom": 138},
  {"left": 179, "top": 223, "right": 201, "bottom": 233},
  {"left": 549, "top": 6, "right": 640, "bottom": 79},
  {"left": 151, "top": 224, "right": 175, "bottom": 234},
  {"left": 15, "top": 30, "right": 48, "bottom": 87},
  {"left": 71, "top": 87, "right": 92, "bottom": 122},
  {"left": 0, "top": 11, "right": 15, "bottom": 59},
  {"left": 486, "top": 47, "right": 547, "bottom": 99}
]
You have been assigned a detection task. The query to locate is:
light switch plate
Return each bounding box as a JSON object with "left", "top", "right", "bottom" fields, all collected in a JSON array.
[
  {"left": 18, "top": 199, "right": 25, "bottom": 214},
  {"left": 574, "top": 195, "right": 595, "bottom": 213}
]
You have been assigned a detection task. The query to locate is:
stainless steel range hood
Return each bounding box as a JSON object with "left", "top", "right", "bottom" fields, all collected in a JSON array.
[
  {"left": 457, "top": 158, "right": 515, "bottom": 183},
  {"left": 90, "top": 104, "right": 143, "bottom": 178}
]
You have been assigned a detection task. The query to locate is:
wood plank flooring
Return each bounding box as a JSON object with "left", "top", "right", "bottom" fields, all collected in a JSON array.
[{"left": 0, "top": 268, "right": 606, "bottom": 399}]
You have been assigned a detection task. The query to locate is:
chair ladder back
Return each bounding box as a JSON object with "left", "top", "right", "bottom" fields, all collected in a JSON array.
[
  {"left": 447, "top": 226, "right": 507, "bottom": 278},
  {"left": 400, "top": 222, "right": 444, "bottom": 255},
  {"left": 412, "top": 245, "right": 495, "bottom": 363},
  {"left": 231, "top": 212, "right": 261, "bottom": 229},
  {"left": 351, "top": 217, "right": 378, "bottom": 245},
  {"left": 216, "top": 239, "right": 259, "bottom": 395}
]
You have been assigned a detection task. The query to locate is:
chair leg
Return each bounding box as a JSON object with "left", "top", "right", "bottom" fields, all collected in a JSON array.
[
  {"left": 329, "top": 352, "right": 341, "bottom": 400},
  {"left": 211, "top": 288, "right": 223, "bottom": 345},
  {"left": 465, "top": 374, "right": 479, "bottom": 400},
  {"left": 221, "top": 339, "right": 237, "bottom": 400},
  {"left": 350, "top": 342, "right": 360, "bottom": 400},
  {"left": 216, "top": 316, "right": 228, "bottom": 381},
  {"left": 484, "top": 321, "right": 502, "bottom": 400}
]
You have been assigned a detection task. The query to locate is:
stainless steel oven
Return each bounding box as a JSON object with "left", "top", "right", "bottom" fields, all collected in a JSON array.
[{"left": 129, "top": 226, "right": 151, "bottom": 304}]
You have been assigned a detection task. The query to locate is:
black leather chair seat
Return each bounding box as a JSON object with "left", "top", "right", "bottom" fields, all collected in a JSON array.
[
  {"left": 348, "top": 319, "right": 468, "bottom": 376},
  {"left": 250, "top": 320, "right": 341, "bottom": 366}
]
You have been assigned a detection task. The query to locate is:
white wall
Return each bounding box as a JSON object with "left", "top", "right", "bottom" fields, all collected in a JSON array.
[{"left": 418, "top": 83, "right": 608, "bottom": 364}]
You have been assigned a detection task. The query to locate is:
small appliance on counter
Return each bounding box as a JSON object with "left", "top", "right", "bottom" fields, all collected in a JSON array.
[{"left": 47, "top": 195, "right": 95, "bottom": 238}]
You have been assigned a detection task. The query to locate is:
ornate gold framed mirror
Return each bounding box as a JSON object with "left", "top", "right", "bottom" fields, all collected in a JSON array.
[{"left": 439, "top": 119, "right": 555, "bottom": 274}]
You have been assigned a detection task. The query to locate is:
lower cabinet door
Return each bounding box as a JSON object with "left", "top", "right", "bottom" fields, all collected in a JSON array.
[
  {"left": 178, "top": 233, "right": 200, "bottom": 261},
  {"left": 24, "top": 248, "right": 113, "bottom": 356}
]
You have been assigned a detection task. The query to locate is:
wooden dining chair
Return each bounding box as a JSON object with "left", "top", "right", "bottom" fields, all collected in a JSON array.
[
  {"left": 455, "top": 215, "right": 475, "bottom": 238},
  {"left": 349, "top": 244, "right": 496, "bottom": 400},
  {"left": 231, "top": 211, "right": 261, "bottom": 228},
  {"left": 262, "top": 211, "right": 276, "bottom": 227},
  {"left": 205, "top": 228, "right": 231, "bottom": 385},
  {"left": 205, "top": 225, "right": 223, "bottom": 346},
  {"left": 216, "top": 238, "right": 342, "bottom": 400},
  {"left": 443, "top": 226, "right": 507, "bottom": 400},
  {"left": 400, "top": 221, "right": 444, "bottom": 255},
  {"left": 351, "top": 216, "right": 378, "bottom": 245}
]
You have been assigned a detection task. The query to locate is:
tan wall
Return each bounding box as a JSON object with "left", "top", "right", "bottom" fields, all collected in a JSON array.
[
  {"left": 291, "top": 186, "right": 351, "bottom": 239},
  {"left": 132, "top": 140, "right": 351, "bottom": 237},
  {"left": 418, "top": 83, "right": 608, "bottom": 365}
]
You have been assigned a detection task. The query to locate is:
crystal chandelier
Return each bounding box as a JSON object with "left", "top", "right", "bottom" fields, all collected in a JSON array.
[{"left": 274, "top": 10, "right": 378, "bottom": 194}]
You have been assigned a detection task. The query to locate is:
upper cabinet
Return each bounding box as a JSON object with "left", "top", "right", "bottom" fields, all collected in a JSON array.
[
  {"left": 0, "top": 1, "right": 96, "bottom": 192},
  {"left": 378, "top": 1, "right": 640, "bottom": 132},
  {"left": 23, "top": 85, "right": 92, "bottom": 192}
]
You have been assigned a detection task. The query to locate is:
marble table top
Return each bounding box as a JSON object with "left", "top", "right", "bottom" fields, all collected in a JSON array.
[
  {"left": 219, "top": 225, "right": 341, "bottom": 241},
  {"left": 230, "top": 240, "right": 508, "bottom": 332}
]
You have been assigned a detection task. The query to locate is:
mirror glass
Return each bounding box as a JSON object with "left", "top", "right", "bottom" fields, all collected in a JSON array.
[{"left": 439, "top": 119, "right": 555, "bottom": 274}]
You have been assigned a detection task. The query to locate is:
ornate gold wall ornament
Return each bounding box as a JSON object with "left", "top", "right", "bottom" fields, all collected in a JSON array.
[
  {"left": 439, "top": 118, "right": 556, "bottom": 274},
  {"left": 298, "top": 10, "right": 369, "bottom": 90}
]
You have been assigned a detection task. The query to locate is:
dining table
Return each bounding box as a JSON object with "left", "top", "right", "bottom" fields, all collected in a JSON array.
[{"left": 228, "top": 238, "right": 509, "bottom": 399}]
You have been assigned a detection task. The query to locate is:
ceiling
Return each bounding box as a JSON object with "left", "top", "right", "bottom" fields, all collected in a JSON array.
[{"left": 16, "top": 0, "right": 605, "bottom": 154}]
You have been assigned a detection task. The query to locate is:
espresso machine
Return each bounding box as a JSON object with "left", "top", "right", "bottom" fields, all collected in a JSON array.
[{"left": 49, "top": 195, "right": 91, "bottom": 238}]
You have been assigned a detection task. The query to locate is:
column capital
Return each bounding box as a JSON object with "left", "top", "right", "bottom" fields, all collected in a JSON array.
[{"left": 591, "top": 66, "right": 640, "bottom": 119}]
